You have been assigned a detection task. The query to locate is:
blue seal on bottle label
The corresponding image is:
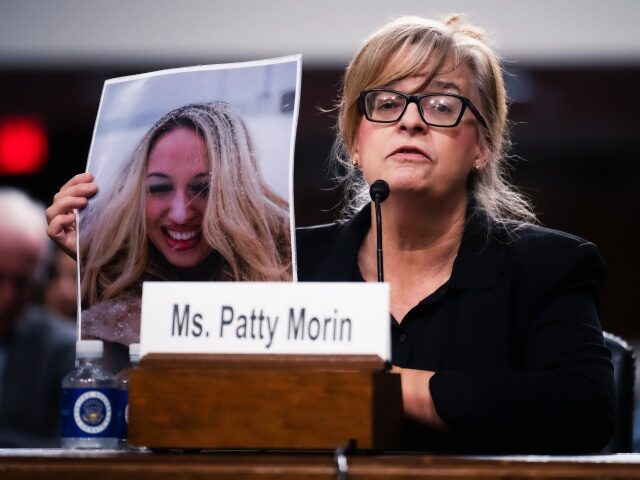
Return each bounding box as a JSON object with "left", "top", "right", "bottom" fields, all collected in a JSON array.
[{"left": 61, "top": 388, "right": 117, "bottom": 438}]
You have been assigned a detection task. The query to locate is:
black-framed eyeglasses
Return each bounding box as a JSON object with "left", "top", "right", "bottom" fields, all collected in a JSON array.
[{"left": 358, "top": 89, "right": 488, "bottom": 129}]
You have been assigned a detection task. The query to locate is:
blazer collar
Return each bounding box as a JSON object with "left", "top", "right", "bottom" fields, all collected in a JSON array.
[
  {"left": 326, "top": 206, "right": 371, "bottom": 281},
  {"left": 449, "top": 210, "right": 507, "bottom": 290},
  {"left": 336, "top": 204, "right": 507, "bottom": 289}
]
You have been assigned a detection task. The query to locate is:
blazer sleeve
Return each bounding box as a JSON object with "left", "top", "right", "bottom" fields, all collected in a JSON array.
[{"left": 430, "top": 239, "right": 615, "bottom": 454}]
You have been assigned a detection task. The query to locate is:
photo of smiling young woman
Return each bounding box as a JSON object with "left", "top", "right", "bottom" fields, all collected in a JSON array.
[
  {"left": 76, "top": 102, "right": 292, "bottom": 348},
  {"left": 144, "top": 126, "right": 213, "bottom": 268}
]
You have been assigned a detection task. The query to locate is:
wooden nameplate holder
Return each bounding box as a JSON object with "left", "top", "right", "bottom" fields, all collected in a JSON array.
[{"left": 127, "top": 354, "right": 404, "bottom": 450}]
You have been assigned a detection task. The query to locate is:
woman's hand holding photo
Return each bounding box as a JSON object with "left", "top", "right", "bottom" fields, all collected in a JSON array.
[{"left": 46, "top": 172, "right": 98, "bottom": 258}]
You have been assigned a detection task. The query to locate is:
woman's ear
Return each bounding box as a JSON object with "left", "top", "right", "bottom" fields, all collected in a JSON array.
[
  {"left": 350, "top": 138, "right": 360, "bottom": 167},
  {"left": 473, "top": 140, "right": 490, "bottom": 171},
  {"left": 351, "top": 151, "right": 360, "bottom": 168}
]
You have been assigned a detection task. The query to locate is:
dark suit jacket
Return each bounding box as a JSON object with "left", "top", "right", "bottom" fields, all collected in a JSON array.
[
  {"left": 296, "top": 205, "right": 615, "bottom": 454},
  {"left": 0, "top": 307, "right": 76, "bottom": 447}
]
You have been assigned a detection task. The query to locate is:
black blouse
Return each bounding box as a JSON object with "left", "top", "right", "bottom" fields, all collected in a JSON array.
[{"left": 296, "top": 205, "right": 615, "bottom": 453}]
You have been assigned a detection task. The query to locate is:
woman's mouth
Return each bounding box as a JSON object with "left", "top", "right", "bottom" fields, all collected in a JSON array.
[
  {"left": 162, "top": 227, "right": 202, "bottom": 250},
  {"left": 389, "top": 146, "right": 431, "bottom": 162}
]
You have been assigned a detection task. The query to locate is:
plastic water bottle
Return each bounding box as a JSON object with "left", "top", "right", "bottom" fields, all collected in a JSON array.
[
  {"left": 61, "top": 340, "right": 118, "bottom": 449},
  {"left": 115, "top": 343, "right": 140, "bottom": 448}
]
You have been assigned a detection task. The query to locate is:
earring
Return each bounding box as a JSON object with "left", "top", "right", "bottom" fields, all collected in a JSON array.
[
  {"left": 352, "top": 158, "right": 359, "bottom": 168},
  {"left": 473, "top": 164, "right": 481, "bottom": 171}
]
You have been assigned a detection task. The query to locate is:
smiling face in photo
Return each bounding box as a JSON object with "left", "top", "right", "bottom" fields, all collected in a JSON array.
[{"left": 145, "top": 126, "right": 213, "bottom": 268}]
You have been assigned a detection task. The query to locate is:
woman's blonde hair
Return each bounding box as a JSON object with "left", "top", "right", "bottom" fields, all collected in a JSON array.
[
  {"left": 335, "top": 14, "right": 536, "bottom": 225},
  {"left": 81, "top": 102, "right": 291, "bottom": 305}
]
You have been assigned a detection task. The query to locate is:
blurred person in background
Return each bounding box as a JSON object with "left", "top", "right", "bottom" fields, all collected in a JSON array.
[{"left": 0, "top": 188, "right": 75, "bottom": 447}]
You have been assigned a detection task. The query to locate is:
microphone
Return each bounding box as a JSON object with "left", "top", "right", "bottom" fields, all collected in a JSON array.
[{"left": 369, "top": 180, "right": 390, "bottom": 282}]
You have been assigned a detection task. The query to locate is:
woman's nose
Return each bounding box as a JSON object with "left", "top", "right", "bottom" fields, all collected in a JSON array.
[
  {"left": 399, "top": 102, "right": 426, "bottom": 132},
  {"left": 168, "top": 192, "right": 192, "bottom": 223}
]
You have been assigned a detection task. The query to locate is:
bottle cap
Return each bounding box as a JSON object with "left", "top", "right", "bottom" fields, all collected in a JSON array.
[
  {"left": 129, "top": 343, "right": 140, "bottom": 363},
  {"left": 76, "top": 340, "right": 103, "bottom": 359}
]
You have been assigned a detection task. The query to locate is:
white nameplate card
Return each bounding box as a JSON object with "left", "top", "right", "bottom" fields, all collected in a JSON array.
[{"left": 140, "top": 282, "right": 390, "bottom": 361}]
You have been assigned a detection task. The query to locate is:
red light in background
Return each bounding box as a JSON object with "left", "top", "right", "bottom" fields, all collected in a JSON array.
[{"left": 0, "top": 117, "right": 48, "bottom": 175}]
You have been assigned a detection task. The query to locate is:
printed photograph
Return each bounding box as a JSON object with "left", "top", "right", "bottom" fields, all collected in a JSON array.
[{"left": 78, "top": 57, "right": 300, "bottom": 351}]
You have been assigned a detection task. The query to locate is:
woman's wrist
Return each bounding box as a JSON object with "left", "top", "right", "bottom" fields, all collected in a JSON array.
[{"left": 392, "top": 366, "right": 448, "bottom": 431}]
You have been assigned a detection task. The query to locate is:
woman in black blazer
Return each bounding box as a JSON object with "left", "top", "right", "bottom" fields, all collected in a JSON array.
[{"left": 296, "top": 15, "right": 614, "bottom": 454}]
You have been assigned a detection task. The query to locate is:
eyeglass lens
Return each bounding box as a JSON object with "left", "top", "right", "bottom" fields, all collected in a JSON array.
[{"left": 365, "top": 91, "right": 463, "bottom": 126}]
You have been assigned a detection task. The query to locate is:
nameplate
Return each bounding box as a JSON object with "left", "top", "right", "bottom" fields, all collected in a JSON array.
[{"left": 140, "top": 282, "right": 390, "bottom": 361}]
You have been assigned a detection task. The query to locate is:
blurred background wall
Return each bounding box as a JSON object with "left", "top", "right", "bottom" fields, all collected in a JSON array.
[{"left": 1, "top": 0, "right": 639, "bottom": 444}]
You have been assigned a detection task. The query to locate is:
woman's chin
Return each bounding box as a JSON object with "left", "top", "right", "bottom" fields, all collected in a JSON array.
[
  {"left": 165, "top": 252, "right": 210, "bottom": 269},
  {"left": 155, "top": 242, "right": 213, "bottom": 269},
  {"left": 371, "top": 169, "right": 430, "bottom": 193},
  {"left": 381, "top": 175, "right": 467, "bottom": 202},
  {"left": 383, "top": 178, "right": 431, "bottom": 196}
]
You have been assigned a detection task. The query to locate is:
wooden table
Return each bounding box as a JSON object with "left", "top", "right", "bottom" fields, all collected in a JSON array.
[{"left": 2, "top": 449, "right": 640, "bottom": 479}]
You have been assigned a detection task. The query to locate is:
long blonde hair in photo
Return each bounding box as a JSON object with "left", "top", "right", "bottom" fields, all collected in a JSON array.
[{"left": 81, "top": 102, "right": 291, "bottom": 305}]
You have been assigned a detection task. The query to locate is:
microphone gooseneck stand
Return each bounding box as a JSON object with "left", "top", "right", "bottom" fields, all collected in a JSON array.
[{"left": 369, "top": 180, "right": 390, "bottom": 283}]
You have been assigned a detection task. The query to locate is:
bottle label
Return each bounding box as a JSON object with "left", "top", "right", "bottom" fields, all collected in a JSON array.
[
  {"left": 116, "top": 388, "right": 129, "bottom": 440},
  {"left": 61, "top": 388, "right": 117, "bottom": 438}
]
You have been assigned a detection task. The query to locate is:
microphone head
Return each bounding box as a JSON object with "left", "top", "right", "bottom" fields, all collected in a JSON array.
[{"left": 369, "top": 179, "right": 390, "bottom": 203}]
